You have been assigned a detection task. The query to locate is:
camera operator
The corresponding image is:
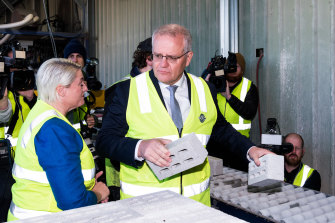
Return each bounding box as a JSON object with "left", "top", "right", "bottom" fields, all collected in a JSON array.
[
  {"left": 63, "top": 39, "right": 96, "bottom": 129},
  {"left": 283, "top": 133, "right": 321, "bottom": 191},
  {"left": 204, "top": 52, "right": 259, "bottom": 172},
  {"left": 0, "top": 44, "right": 37, "bottom": 222}
]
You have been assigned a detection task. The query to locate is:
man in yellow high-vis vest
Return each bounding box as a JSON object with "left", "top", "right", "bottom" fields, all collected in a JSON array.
[
  {"left": 205, "top": 52, "right": 259, "bottom": 172},
  {"left": 96, "top": 24, "right": 273, "bottom": 207},
  {"left": 283, "top": 133, "right": 321, "bottom": 191}
]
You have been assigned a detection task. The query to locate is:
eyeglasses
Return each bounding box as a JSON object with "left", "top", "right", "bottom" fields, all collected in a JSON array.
[{"left": 152, "top": 51, "right": 189, "bottom": 63}]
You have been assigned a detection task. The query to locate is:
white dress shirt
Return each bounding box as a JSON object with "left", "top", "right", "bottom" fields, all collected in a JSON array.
[{"left": 135, "top": 73, "right": 190, "bottom": 160}]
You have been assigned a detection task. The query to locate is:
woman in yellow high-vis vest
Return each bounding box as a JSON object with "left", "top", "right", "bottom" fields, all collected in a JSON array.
[{"left": 8, "top": 58, "right": 109, "bottom": 221}]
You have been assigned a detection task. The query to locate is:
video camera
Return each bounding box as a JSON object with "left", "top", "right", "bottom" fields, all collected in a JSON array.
[
  {"left": 208, "top": 51, "right": 237, "bottom": 92},
  {"left": 0, "top": 41, "right": 35, "bottom": 99},
  {"left": 258, "top": 118, "right": 293, "bottom": 155},
  {"left": 84, "top": 57, "right": 102, "bottom": 91}
]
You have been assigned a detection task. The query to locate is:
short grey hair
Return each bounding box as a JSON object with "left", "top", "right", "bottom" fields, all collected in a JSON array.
[
  {"left": 36, "top": 58, "right": 82, "bottom": 104},
  {"left": 152, "top": 24, "right": 192, "bottom": 52}
]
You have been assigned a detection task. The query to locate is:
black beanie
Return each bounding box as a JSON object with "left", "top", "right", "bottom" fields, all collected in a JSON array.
[{"left": 63, "top": 39, "right": 87, "bottom": 62}]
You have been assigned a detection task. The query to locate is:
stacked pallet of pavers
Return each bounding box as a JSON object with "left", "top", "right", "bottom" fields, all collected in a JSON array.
[
  {"left": 13, "top": 190, "right": 247, "bottom": 223},
  {"left": 209, "top": 156, "right": 335, "bottom": 223}
]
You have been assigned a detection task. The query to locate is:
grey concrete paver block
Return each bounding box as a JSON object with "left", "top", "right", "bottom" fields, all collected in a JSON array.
[
  {"left": 248, "top": 154, "right": 284, "bottom": 187},
  {"left": 146, "top": 133, "right": 208, "bottom": 180},
  {"left": 208, "top": 155, "right": 223, "bottom": 177}
]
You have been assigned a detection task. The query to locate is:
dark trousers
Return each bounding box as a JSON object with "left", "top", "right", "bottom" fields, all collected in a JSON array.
[{"left": 0, "top": 167, "right": 14, "bottom": 222}]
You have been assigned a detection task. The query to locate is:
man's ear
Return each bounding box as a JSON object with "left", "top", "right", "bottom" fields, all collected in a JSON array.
[
  {"left": 302, "top": 148, "right": 305, "bottom": 157},
  {"left": 56, "top": 85, "right": 65, "bottom": 97},
  {"left": 185, "top": 51, "right": 193, "bottom": 67}
]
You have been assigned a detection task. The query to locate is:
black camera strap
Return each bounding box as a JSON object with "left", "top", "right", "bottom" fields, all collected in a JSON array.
[
  {"left": 6, "top": 101, "right": 19, "bottom": 136},
  {"left": 6, "top": 94, "right": 21, "bottom": 136}
]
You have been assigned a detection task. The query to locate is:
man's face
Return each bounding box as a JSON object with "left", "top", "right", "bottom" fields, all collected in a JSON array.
[
  {"left": 284, "top": 135, "right": 305, "bottom": 167},
  {"left": 68, "top": 53, "right": 85, "bottom": 68},
  {"left": 152, "top": 34, "right": 193, "bottom": 85},
  {"left": 226, "top": 63, "right": 243, "bottom": 83}
]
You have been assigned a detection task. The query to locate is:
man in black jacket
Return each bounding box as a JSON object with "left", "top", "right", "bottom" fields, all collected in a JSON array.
[{"left": 96, "top": 24, "right": 272, "bottom": 205}]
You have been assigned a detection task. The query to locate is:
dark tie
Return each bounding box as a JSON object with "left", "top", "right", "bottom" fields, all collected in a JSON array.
[{"left": 167, "top": 85, "right": 183, "bottom": 132}]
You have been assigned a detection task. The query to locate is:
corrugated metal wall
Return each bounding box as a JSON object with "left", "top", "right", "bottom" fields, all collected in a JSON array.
[
  {"left": 240, "top": 0, "right": 335, "bottom": 195},
  {"left": 92, "top": 0, "right": 335, "bottom": 195},
  {"left": 93, "top": 0, "right": 220, "bottom": 88}
]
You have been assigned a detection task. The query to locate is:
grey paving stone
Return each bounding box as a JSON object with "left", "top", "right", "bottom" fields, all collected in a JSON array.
[
  {"left": 146, "top": 133, "right": 208, "bottom": 180},
  {"left": 248, "top": 154, "right": 284, "bottom": 187}
]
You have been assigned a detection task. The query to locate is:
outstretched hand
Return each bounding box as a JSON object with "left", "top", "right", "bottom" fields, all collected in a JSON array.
[{"left": 248, "top": 147, "right": 275, "bottom": 166}]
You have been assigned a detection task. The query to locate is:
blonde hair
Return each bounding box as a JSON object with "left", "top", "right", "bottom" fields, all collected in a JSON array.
[{"left": 36, "top": 58, "right": 81, "bottom": 103}]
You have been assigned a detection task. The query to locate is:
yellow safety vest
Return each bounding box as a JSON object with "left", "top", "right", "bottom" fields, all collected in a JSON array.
[
  {"left": 120, "top": 72, "right": 217, "bottom": 206},
  {"left": 8, "top": 100, "right": 95, "bottom": 221},
  {"left": 217, "top": 77, "right": 252, "bottom": 137},
  {"left": 105, "top": 74, "right": 131, "bottom": 188},
  {"left": 0, "top": 91, "right": 32, "bottom": 154},
  {"left": 292, "top": 164, "right": 315, "bottom": 187}
]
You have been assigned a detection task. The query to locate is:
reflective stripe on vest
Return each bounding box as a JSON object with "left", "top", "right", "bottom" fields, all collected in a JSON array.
[
  {"left": 12, "top": 162, "right": 95, "bottom": 184},
  {"left": 136, "top": 74, "right": 152, "bottom": 114},
  {"left": 4, "top": 126, "right": 17, "bottom": 147},
  {"left": 10, "top": 201, "right": 51, "bottom": 220},
  {"left": 120, "top": 178, "right": 210, "bottom": 197},
  {"left": 136, "top": 74, "right": 207, "bottom": 114},
  {"left": 21, "top": 110, "right": 61, "bottom": 149},
  {"left": 231, "top": 77, "right": 251, "bottom": 131},
  {"left": 5, "top": 136, "right": 17, "bottom": 147},
  {"left": 300, "top": 165, "right": 312, "bottom": 186}
]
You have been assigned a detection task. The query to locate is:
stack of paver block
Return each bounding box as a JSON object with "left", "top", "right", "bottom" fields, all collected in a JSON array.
[
  {"left": 211, "top": 165, "right": 335, "bottom": 223},
  {"left": 13, "top": 190, "right": 247, "bottom": 223}
]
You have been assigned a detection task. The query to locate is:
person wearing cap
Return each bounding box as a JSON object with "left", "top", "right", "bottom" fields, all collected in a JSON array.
[
  {"left": 205, "top": 52, "right": 259, "bottom": 172},
  {"left": 102, "top": 37, "right": 153, "bottom": 201},
  {"left": 63, "top": 39, "right": 96, "bottom": 130},
  {"left": 64, "top": 39, "right": 87, "bottom": 68}
]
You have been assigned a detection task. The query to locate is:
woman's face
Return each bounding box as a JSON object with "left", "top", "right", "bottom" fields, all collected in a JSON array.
[{"left": 64, "top": 70, "right": 88, "bottom": 111}]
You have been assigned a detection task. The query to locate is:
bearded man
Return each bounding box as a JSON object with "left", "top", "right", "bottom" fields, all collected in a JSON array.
[{"left": 283, "top": 133, "right": 321, "bottom": 191}]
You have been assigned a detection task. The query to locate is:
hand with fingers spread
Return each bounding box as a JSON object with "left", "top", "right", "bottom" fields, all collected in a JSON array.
[
  {"left": 138, "top": 138, "right": 172, "bottom": 167},
  {"left": 248, "top": 147, "right": 275, "bottom": 166},
  {"left": 92, "top": 171, "right": 110, "bottom": 203}
]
